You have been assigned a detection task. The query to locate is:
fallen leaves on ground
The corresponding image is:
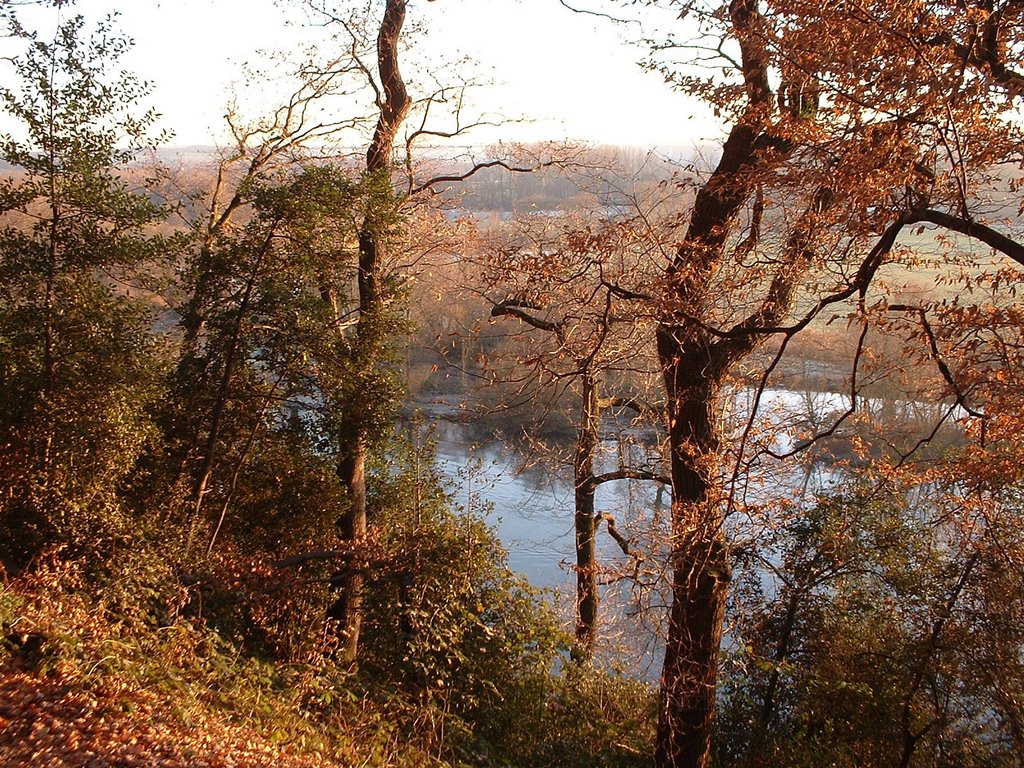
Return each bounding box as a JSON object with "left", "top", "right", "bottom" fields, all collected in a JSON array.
[{"left": 0, "top": 666, "right": 338, "bottom": 768}]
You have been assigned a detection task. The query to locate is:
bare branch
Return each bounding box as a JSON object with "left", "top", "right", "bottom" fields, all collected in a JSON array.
[
  {"left": 490, "top": 298, "right": 562, "bottom": 335},
  {"left": 411, "top": 158, "right": 568, "bottom": 197},
  {"left": 717, "top": 186, "right": 834, "bottom": 363},
  {"left": 888, "top": 304, "right": 987, "bottom": 421},
  {"left": 556, "top": 0, "right": 641, "bottom": 27},
  {"left": 592, "top": 468, "right": 672, "bottom": 487},
  {"left": 598, "top": 395, "right": 664, "bottom": 416},
  {"left": 596, "top": 512, "right": 633, "bottom": 556}
]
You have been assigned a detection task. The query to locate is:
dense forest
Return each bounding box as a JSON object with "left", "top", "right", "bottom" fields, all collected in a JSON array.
[{"left": 2, "top": 1, "right": 1024, "bottom": 767}]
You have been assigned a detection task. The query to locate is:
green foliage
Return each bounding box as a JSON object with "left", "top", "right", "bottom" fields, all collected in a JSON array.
[
  {"left": 176, "top": 429, "right": 348, "bottom": 661},
  {"left": 521, "top": 666, "right": 656, "bottom": 768},
  {"left": 717, "top": 480, "right": 1024, "bottom": 768},
  {"left": 258, "top": 165, "right": 409, "bottom": 450},
  {"left": 346, "top": 425, "right": 658, "bottom": 767},
  {"left": 161, "top": 163, "right": 410, "bottom": 554},
  {"left": 0, "top": 12, "right": 172, "bottom": 571},
  {"left": 0, "top": 485, "right": 658, "bottom": 768},
  {"left": 0, "top": 13, "right": 662, "bottom": 768},
  {"left": 354, "top": 427, "right": 566, "bottom": 754}
]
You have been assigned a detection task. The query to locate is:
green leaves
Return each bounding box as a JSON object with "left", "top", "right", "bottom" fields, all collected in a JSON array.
[
  {"left": 0, "top": 11, "right": 171, "bottom": 570},
  {"left": 1, "top": 13, "right": 164, "bottom": 168},
  {"left": 720, "top": 478, "right": 1024, "bottom": 768}
]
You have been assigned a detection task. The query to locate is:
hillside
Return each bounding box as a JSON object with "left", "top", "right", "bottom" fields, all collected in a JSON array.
[{"left": 0, "top": 669, "right": 333, "bottom": 768}]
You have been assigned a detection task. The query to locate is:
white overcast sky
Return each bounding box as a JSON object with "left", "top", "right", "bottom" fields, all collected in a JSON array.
[{"left": 6, "top": 0, "right": 721, "bottom": 149}]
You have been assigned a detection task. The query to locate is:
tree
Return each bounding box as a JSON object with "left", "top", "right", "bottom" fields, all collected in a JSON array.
[
  {"left": 299, "top": 0, "right": 574, "bottom": 662},
  {"left": 163, "top": 47, "right": 368, "bottom": 558},
  {"left": 256, "top": 0, "right": 416, "bottom": 664},
  {"left": 158, "top": 0, "right": 567, "bottom": 666},
  {"left": 719, "top": 475, "right": 1024, "bottom": 768},
  {"left": 0, "top": 11, "right": 170, "bottom": 569},
  {"left": 654, "top": 1, "right": 1024, "bottom": 763},
  {"left": 484, "top": 207, "right": 672, "bottom": 660},
  {"left": 557, "top": 1, "right": 1024, "bottom": 765},
  {"left": 241, "top": 160, "right": 409, "bottom": 663}
]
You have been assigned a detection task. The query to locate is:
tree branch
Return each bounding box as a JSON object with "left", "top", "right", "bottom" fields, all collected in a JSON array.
[
  {"left": 598, "top": 395, "right": 665, "bottom": 417},
  {"left": 912, "top": 209, "right": 1024, "bottom": 267},
  {"left": 888, "top": 303, "right": 987, "bottom": 421},
  {"left": 716, "top": 186, "right": 833, "bottom": 366},
  {"left": 490, "top": 298, "right": 562, "bottom": 334},
  {"left": 596, "top": 512, "right": 633, "bottom": 556},
  {"left": 592, "top": 468, "right": 671, "bottom": 487},
  {"left": 411, "top": 158, "right": 567, "bottom": 197}
]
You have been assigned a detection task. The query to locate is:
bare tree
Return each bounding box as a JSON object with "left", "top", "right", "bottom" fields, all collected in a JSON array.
[{"left": 484, "top": 203, "right": 673, "bottom": 660}]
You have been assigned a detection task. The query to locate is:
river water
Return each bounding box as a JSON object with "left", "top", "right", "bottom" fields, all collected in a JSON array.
[
  {"left": 423, "top": 386, "right": 960, "bottom": 672},
  {"left": 432, "top": 417, "right": 665, "bottom": 592},
  {"left": 427, "top": 386, "right": 866, "bottom": 589}
]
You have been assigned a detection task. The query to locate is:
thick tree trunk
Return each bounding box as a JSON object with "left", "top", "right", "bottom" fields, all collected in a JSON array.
[
  {"left": 654, "top": 339, "right": 730, "bottom": 768},
  {"left": 573, "top": 370, "right": 601, "bottom": 660},
  {"left": 658, "top": 518, "right": 730, "bottom": 768},
  {"left": 651, "top": 2, "right": 786, "bottom": 752}
]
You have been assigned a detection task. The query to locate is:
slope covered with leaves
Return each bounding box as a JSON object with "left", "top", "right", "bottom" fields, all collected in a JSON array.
[
  {"left": 0, "top": 670, "right": 334, "bottom": 768},
  {"left": 0, "top": 556, "right": 442, "bottom": 768}
]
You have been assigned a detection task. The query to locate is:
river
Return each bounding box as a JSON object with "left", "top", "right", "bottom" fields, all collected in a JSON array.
[
  {"left": 422, "top": 386, "right": 961, "bottom": 671},
  {"left": 426, "top": 386, "right": 873, "bottom": 588}
]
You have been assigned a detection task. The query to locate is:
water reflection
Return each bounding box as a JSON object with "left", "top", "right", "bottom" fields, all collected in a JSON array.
[
  {"left": 423, "top": 385, "right": 958, "bottom": 676},
  {"left": 432, "top": 418, "right": 666, "bottom": 592}
]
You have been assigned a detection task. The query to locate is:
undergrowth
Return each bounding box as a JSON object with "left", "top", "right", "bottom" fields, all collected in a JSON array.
[{"left": 1, "top": 550, "right": 656, "bottom": 767}]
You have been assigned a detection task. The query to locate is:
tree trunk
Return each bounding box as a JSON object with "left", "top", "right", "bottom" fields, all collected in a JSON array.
[
  {"left": 658, "top": 519, "right": 730, "bottom": 768},
  {"left": 329, "top": 442, "right": 367, "bottom": 664},
  {"left": 654, "top": 339, "right": 730, "bottom": 768},
  {"left": 329, "top": 0, "right": 411, "bottom": 664},
  {"left": 651, "top": 1, "right": 788, "bottom": 752},
  {"left": 185, "top": 234, "right": 272, "bottom": 556},
  {"left": 573, "top": 369, "right": 601, "bottom": 660}
]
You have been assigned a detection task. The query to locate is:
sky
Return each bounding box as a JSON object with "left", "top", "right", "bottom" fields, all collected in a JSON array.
[{"left": 5, "top": 0, "right": 720, "bottom": 150}]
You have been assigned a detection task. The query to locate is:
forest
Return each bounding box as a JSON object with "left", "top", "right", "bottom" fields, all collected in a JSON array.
[{"left": 1, "top": 1, "right": 1023, "bottom": 767}]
